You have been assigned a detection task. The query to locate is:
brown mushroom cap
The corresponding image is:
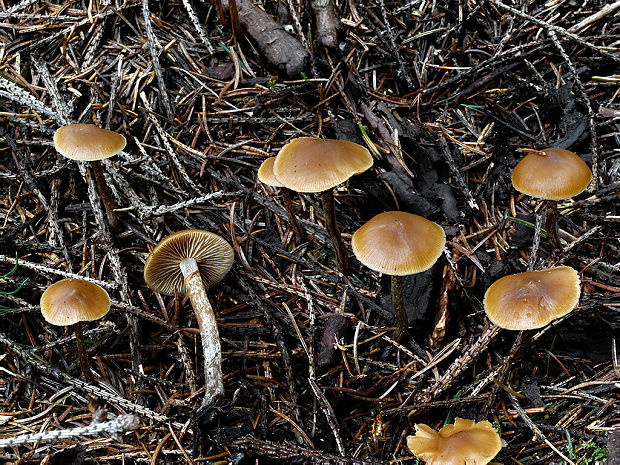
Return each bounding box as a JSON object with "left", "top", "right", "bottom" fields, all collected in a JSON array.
[
  {"left": 40, "top": 278, "right": 110, "bottom": 326},
  {"left": 407, "top": 418, "right": 502, "bottom": 465},
  {"left": 54, "top": 124, "right": 126, "bottom": 161},
  {"left": 272, "top": 137, "right": 373, "bottom": 193},
  {"left": 483, "top": 266, "right": 580, "bottom": 330},
  {"left": 352, "top": 211, "right": 445, "bottom": 276},
  {"left": 512, "top": 148, "right": 592, "bottom": 200},
  {"left": 257, "top": 157, "right": 283, "bottom": 187},
  {"left": 144, "top": 229, "right": 234, "bottom": 296}
]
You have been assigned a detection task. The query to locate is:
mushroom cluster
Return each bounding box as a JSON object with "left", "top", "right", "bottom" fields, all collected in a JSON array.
[{"left": 258, "top": 137, "right": 373, "bottom": 275}]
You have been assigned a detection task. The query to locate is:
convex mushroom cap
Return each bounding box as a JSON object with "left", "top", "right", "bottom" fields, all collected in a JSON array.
[
  {"left": 54, "top": 123, "right": 126, "bottom": 161},
  {"left": 40, "top": 278, "right": 110, "bottom": 326},
  {"left": 257, "top": 157, "right": 283, "bottom": 187},
  {"left": 512, "top": 148, "right": 592, "bottom": 200},
  {"left": 273, "top": 137, "right": 373, "bottom": 193},
  {"left": 144, "top": 229, "right": 234, "bottom": 295},
  {"left": 352, "top": 211, "right": 446, "bottom": 275},
  {"left": 483, "top": 266, "right": 581, "bottom": 330},
  {"left": 407, "top": 418, "right": 501, "bottom": 465}
]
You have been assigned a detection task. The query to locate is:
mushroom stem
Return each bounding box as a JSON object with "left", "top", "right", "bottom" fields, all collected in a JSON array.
[
  {"left": 391, "top": 275, "right": 408, "bottom": 342},
  {"left": 320, "top": 189, "right": 350, "bottom": 275},
  {"left": 544, "top": 200, "right": 561, "bottom": 250},
  {"left": 515, "top": 329, "right": 534, "bottom": 359},
  {"left": 179, "top": 258, "right": 223, "bottom": 408},
  {"left": 73, "top": 321, "right": 94, "bottom": 383},
  {"left": 281, "top": 187, "right": 305, "bottom": 242},
  {"left": 91, "top": 160, "right": 119, "bottom": 234}
]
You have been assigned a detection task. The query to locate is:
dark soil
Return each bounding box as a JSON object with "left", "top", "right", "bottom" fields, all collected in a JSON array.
[{"left": 0, "top": 0, "right": 618, "bottom": 463}]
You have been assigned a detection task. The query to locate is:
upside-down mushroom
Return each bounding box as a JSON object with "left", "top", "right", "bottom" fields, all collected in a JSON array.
[{"left": 143, "top": 229, "right": 234, "bottom": 408}]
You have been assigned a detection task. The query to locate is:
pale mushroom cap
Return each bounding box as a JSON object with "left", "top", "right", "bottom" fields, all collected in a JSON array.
[
  {"left": 512, "top": 148, "right": 592, "bottom": 200},
  {"left": 483, "top": 266, "right": 581, "bottom": 330},
  {"left": 54, "top": 124, "right": 126, "bottom": 161},
  {"left": 272, "top": 137, "right": 373, "bottom": 193},
  {"left": 352, "top": 211, "right": 446, "bottom": 276},
  {"left": 40, "top": 278, "right": 110, "bottom": 326},
  {"left": 257, "top": 157, "right": 283, "bottom": 187},
  {"left": 144, "top": 229, "right": 234, "bottom": 296},
  {"left": 407, "top": 418, "right": 502, "bottom": 465}
]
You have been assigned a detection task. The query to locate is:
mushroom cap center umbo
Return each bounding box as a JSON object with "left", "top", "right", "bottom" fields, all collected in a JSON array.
[{"left": 144, "top": 229, "right": 234, "bottom": 296}]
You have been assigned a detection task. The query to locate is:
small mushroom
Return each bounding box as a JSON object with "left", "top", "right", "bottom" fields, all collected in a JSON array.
[
  {"left": 143, "top": 229, "right": 234, "bottom": 408},
  {"left": 483, "top": 266, "right": 581, "bottom": 331},
  {"left": 512, "top": 148, "right": 591, "bottom": 249},
  {"left": 257, "top": 156, "right": 304, "bottom": 241},
  {"left": 407, "top": 417, "right": 502, "bottom": 465},
  {"left": 352, "top": 211, "right": 445, "bottom": 341},
  {"left": 54, "top": 124, "right": 127, "bottom": 233},
  {"left": 40, "top": 278, "right": 111, "bottom": 383},
  {"left": 273, "top": 137, "right": 373, "bottom": 275}
]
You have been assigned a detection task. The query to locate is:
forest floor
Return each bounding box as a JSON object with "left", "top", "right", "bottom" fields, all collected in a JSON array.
[{"left": 0, "top": 0, "right": 618, "bottom": 463}]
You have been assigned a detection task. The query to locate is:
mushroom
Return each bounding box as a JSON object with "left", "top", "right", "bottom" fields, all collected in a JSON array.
[
  {"left": 257, "top": 156, "right": 305, "bottom": 241},
  {"left": 484, "top": 265, "right": 581, "bottom": 359},
  {"left": 143, "top": 229, "right": 234, "bottom": 408},
  {"left": 407, "top": 417, "right": 502, "bottom": 465},
  {"left": 352, "top": 211, "right": 445, "bottom": 341},
  {"left": 512, "top": 148, "right": 591, "bottom": 249},
  {"left": 483, "top": 266, "right": 581, "bottom": 331},
  {"left": 273, "top": 137, "right": 373, "bottom": 275},
  {"left": 40, "top": 278, "right": 111, "bottom": 383},
  {"left": 54, "top": 124, "right": 127, "bottom": 233}
]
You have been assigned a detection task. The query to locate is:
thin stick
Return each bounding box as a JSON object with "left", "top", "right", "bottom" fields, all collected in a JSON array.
[
  {"left": 140, "top": 0, "right": 173, "bottom": 118},
  {"left": 491, "top": 0, "right": 618, "bottom": 62},
  {"left": 528, "top": 209, "right": 543, "bottom": 271},
  {"left": 509, "top": 394, "right": 576, "bottom": 464},
  {"left": 91, "top": 160, "right": 119, "bottom": 233},
  {"left": 0, "top": 414, "right": 139, "bottom": 447},
  {"left": 281, "top": 187, "right": 305, "bottom": 241}
]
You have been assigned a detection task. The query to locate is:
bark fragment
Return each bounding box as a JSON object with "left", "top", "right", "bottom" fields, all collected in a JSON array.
[{"left": 217, "top": 0, "right": 310, "bottom": 76}]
